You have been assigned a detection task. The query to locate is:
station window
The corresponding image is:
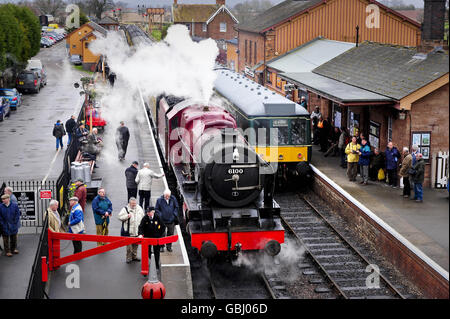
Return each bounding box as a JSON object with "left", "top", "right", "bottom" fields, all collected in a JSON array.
[
  {"left": 369, "top": 121, "right": 380, "bottom": 149},
  {"left": 387, "top": 116, "right": 393, "bottom": 142},
  {"left": 412, "top": 131, "right": 431, "bottom": 161},
  {"left": 202, "top": 23, "right": 207, "bottom": 32},
  {"left": 220, "top": 22, "right": 227, "bottom": 32},
  {"left": 276, "top": 76, "right": 282, "bottom": 89},
  {"left": 249, "top": 40, "right": 252, "bottom": 64},
  {"left": 245, "top": 40, "right": 247, "bottom": 63},
  {"left": 266, "top": 70, "right": 272, "bottom": 85}
]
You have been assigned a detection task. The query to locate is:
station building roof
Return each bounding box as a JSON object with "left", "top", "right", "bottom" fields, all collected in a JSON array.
[
  {"left": 313, "top": 41, "right": 449, "bottom": 101},
  {"left": 280, "top": 72, "right": 394, "bottom": 104},
  {"left": 267, "top": 37, "right": 355, "bottom": 73}
]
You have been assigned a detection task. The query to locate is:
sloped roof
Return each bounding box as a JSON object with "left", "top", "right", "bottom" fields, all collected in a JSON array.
[
  {"left": 267, "top": 37, "right": 355, "bottom": 73},
  {"left": 87, "top": 21, "right": 108, "bottom": 36},
  {"left": 313, "top": 42, "right": 449, "bottom": 100},
  {"left": 237, "top": 0, "right": 421, "bottom": 34},
  {"left": 237, "top": 0, "right": 323, "bottom": 33},
  {"left": 172, "top": 4, "right": 219, "bottom": 23},
  {"left": 280, "top": 72, "right": 393, "bottom": 103},
  {"left": 98, "top": 16, "right": 119, "bottom": 25}
]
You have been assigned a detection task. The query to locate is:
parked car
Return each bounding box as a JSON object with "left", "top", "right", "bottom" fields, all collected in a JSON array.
[
  {"left": 42, "top": 36, "right": 55, "bottom": 45},
  {"left": 70, "top": 54, "right": 82, "bottom": 65},
  {"left": 26, "top": 60, "right": 47, "bottom": 87},
  {"left": 41, "top": 38, "right": 52, "bottom": 47},
  {"left": 16, "top": 70, "right": 41, "bottom": 94},
  {"left": 0, "top": 97, "right": 11, "bottom": 121},
  {"left": 32, "top": 68, "right": 47, "bottom": 87},
  {"left": 0, "top": 88, "right": 22, "bottom": 109}
]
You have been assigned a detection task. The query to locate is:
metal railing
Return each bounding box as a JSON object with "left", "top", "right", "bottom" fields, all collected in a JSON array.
[{"left": 25, "top": 216, "right": 49, "bottom": 299}]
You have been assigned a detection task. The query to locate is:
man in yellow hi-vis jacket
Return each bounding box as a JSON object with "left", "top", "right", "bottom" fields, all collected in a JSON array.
[{"left": 345, "top": 136, "right": 361, "bottom": 182}]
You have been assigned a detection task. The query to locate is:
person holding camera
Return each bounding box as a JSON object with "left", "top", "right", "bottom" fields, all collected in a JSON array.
[
  {"left": 155, "top": 189, "right": 179, "bottom": 252},
  {"left": 138, "top": 206, "right": 166, "bottom": 270},
  {"left": 345, "top": 136, "right": 361, "bottom": 182},
  {"left": 118, "top": 197, "right": 145, "bottom": 263}
]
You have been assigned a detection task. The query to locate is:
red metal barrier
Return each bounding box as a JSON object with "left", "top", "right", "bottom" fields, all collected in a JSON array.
[{"left": 47, "top": 230, "right": 178, "bottom": 276}]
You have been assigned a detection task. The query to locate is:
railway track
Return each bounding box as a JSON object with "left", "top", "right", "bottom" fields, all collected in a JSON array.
[{"left": 275, "top": 192, "right": 407, "bottom": 299}]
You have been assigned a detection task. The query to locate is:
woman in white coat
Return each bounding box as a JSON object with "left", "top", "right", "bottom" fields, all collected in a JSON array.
[{"left": 117, "top": 197, "right": 145, "bottom": 263}]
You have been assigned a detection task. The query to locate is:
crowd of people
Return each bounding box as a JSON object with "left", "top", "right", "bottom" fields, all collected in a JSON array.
[
  {"left": 2, "top": 112, "right": 174, "bottom": 268},
  {"left": 43, "top": 181, "right": 178, "bottom": 268},
  {"left": 310, "top": 108, "right": 426, "bottom": 203}
]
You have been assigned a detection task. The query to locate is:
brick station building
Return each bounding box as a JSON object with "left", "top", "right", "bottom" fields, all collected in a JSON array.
[
  {"left": 280, "top": 41, "right": 449, "bottom": 188},
  {"left": 235, "top": 0, "right": 422, "bottom": 84}
]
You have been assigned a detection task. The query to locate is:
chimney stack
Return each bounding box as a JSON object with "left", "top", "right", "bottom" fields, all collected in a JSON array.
[
  {"left": 216, "top": 0, "right": 226, "bottom": 6},
  {"left": 422, "top": 0, "right": 446, "bottom": 41},
  {"left": 419, "top": 0, "right": 448, "bottom": 53}
]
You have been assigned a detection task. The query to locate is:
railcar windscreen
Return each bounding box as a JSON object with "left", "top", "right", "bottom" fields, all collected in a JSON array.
[{"left": 291, "top": 118, "right": 308, "bottom": 145}]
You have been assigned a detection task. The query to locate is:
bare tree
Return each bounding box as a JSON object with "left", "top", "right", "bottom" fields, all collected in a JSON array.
[
  {"left": 85, "top": 0, "right": 115, "bottom": 20},
  {"left": 33, "top": 0, "right": 66, "bottom": 16}
]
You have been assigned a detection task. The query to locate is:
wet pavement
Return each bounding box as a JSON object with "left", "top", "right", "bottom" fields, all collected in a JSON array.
[
  {"left": 0, "top": 41, "right": 88, "bottom": 299},
  {"left": 311, "top": 145, "right": 449, "bottom": 271},
  {"left": 0, "top": 41, "right": 86, "bottom": 181}
]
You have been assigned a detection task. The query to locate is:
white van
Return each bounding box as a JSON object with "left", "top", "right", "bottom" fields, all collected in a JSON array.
[{"left": 26, "top": 59, "right": 43, "bottom": 70}]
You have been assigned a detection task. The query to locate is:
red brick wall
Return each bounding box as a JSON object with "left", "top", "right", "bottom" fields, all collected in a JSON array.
[
  {"left": 237, "top": 31, "right": 265, "bottom": 74},
  {"left": 393, "top": 83, "right": 449, "bottom": 187},
  {"left": 193, "top": 22, "right": 208, "bottom": 38},
  {"left": 207, "top": 10, "right": 237, "bottom": 41}
]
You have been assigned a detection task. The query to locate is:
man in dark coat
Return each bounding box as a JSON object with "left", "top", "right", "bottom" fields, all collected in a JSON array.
[
  {"left": 65, "top": 115, "right": 77, "bottom": 146},
  {"left": 411, "top": 153, "right": 426, "bottom": 203},
  {"left": 108, "top": 72, "right": 116, "bottom": 87},
  {"left": 138, "top": 206, "right": 166, "bottom": 270},
  {"left": 369, "top": 148, "right": 385, "bottom": 181},
  {"left": 115, "top": 121, "right": 130, "bottom": 161},
  {"left": 0, "top": 194, "right": 21, "bottom": 257},
  {"left": 310, "top": 106, "right": 321, "bottom": 145},
  {"left": 76, "top": 123, "right": 89, "bottom": 149},
  {"left": 385, "top": 142, "right": 401, "bottom": 188},
  {"left": 53, "top": 120, "right": 66, "bottom": 151},
  {"left": 155, "top": 190, "right": 178, "bottom": 252},
  {"left": 125, "top": 161, "right": 139, "bottom": 201}
]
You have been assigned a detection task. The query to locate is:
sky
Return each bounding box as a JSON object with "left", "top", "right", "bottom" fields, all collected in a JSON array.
[
  {"left": 109, "top": 0, "right": 426, "bottom": 9},
  {"left": 0, "top": 0, "right": 427, "bottom": 9}
]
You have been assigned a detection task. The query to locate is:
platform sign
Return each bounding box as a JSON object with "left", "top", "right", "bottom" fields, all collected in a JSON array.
[
  {"left": 40, "top": 190, "right": 52, "bottom": 199},
  {"left": 13, "top": 190, "right": 37, "bottom": 221}
]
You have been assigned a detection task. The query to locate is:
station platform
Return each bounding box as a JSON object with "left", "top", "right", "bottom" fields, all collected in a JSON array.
[
  {"left": 47, "top": 83, "right": 192, "bottom": 299},
  {"left": 310, "top": 145, "right": 449, "bottom": 272}
]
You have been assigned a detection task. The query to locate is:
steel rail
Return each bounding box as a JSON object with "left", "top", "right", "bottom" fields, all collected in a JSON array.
[
  {"left": 302, "top": 196, "right": 406, "bottom": 299},
  {"left": 280, "top": 214, "right": 347, "bottom": 298}
]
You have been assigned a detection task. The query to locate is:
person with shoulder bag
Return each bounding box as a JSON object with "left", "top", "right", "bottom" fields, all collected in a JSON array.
[
  {"left": 68, "top": 197, "right": 85, "bottom": 254},
  {"left": 118, "top": 197, "right": 145, "bottom": 263}
]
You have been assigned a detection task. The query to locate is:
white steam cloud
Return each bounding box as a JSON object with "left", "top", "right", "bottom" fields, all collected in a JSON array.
[
  {"left": 89, "top": 24, "right": 219, "bottom": 103},
  {"left": 232, "top": 238, "right": 306, "bottom": 282}
]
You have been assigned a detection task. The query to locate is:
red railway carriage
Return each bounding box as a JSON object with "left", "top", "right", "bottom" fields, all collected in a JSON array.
[{"left": 154, "top": 95, "right": 284, "bottom": 258}]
